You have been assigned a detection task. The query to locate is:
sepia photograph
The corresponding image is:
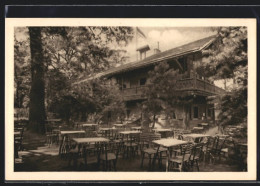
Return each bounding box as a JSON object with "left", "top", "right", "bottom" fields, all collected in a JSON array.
[{"left": 5, "top": 18, "right": 256, "bottom": 181}]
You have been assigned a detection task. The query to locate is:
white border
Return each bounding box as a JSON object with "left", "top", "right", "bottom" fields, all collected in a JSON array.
[{"left": 5, "top": 18, "right": 257, "bottom": 181}]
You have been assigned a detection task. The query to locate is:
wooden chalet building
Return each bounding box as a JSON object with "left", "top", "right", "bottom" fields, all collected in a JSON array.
[{"left": 79, "top": 35, "right": 225, "bottom": 127}]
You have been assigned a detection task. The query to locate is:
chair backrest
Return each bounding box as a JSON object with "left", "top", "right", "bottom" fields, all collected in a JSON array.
[
  {"left": 180, "top": 142, "right": 193, "bottom": 155},
  {"left": 178, "top": 134, "right": 184, "bottom": 141},
  {"left": 103, "top": 141, "right": 123, "bottom": 161},
  {"left": 215, "top": 137, "right": 226, "bottom": 153},
  {"left": 206, "top": 136, "right": 218, "bottom": 151},
  {"left": 165, "top": 131, "right": 174, "bottom": 138},
  {"left": 139, "top": 132, "right": 150, "bottom": 142},
  {"left": 190, "top": 143, "right": 203, "bottom": 161}
]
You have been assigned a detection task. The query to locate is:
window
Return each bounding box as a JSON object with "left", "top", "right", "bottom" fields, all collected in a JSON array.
[
  {"left": 172, "top": 112, "right": 176, "bottom": 119},
  {"left": 123, "top": 84, "right": 126, "bottom": 89},
  {"left": 208, "top": 109, "right": 211, "bottom": 117},
  {"left": 140, "top": 78, "right": 146, "bottom": 86},
  {"left": 193, "top": 106, "right": 199, "bottom": 119}
]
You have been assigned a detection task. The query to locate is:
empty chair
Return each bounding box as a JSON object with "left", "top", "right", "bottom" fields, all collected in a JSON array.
[
  {"left": 100, "top": 141, "right": 123, "bottom": 171},
  {"left": 140, "top": 132, "right": 161, "bottom": 170},
  {"left": 122, "top": 132, "right": 140, "bottom": 158},
  {"left": 189, "top": 143, "right": 204, "bottom": 171},
  {"left": 168, "top": 143, "right": 194, "bottom": 172}
]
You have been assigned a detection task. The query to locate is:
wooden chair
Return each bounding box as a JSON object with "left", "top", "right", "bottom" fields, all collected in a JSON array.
[
  {"left": 122, "top": 132, "right": 139, "bottom": 158},
  {"left": 140, "top": 133, "right": 161, "bottom": 170},
  {"left": 100, "top": 141, "right": 123, "bottom": 171},
  {"left": 14, "top": 127, "right": 24, "bottom": 151},
  {"left": 168, "top": 142, "right": 194, "bottom": 172},
  {"left": 189, "top": 143, "right": 204, "bottom": 171}
]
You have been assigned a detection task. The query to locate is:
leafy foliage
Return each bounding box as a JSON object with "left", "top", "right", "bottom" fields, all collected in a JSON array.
[
  {"left": 15, "top": 26, "right": 133, "bottom": 133},
  {"left": 142, "top": 62, "right": 192, "bottom": 129},
  {"left": 198, "top": 27, "right": 248, "bottom": 127},
  {"left": 14, "top": 29, "right": 31, "bottom": 108}
]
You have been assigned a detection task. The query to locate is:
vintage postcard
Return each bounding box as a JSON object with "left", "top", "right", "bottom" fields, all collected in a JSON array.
[{"left": 5, "top": 18, "right": 257, "bottom": 181}]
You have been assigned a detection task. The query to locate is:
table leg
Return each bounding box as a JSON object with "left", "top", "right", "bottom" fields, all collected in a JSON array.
[
  {"left": 166, "top": 148, "right": 169, "bottom": 172},
  {"left": 152, "top": 146, "right": 160, "bottom": 170}
]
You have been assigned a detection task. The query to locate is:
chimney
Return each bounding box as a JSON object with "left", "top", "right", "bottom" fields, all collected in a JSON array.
[
  {"left": 136, "top": 45, "right": 150, "bottom": 60},
  {"left": 154, "top": 41, "right": 161, "bottom": 54},
  {"left": 154, "top": 48, "right": 161, "bottom": 54}
]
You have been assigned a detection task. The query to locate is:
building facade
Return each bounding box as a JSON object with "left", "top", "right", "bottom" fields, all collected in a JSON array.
[{"left": 80, "top": 35, "right": 225, "bottom": 128}]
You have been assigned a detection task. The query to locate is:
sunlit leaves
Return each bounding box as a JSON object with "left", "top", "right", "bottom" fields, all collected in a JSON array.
[{"left": 199, "top": 27, "right": 248, "bottom": 127}]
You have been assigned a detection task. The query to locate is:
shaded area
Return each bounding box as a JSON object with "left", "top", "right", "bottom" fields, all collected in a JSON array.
[{"left": 15, "top": 128, "right": 243, "bottom": 172}]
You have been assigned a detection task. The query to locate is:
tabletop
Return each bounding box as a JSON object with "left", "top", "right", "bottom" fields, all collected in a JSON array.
[
  {"left": 193, "top": 127, "right": 204, "bottom": 130},
  {"left": 153, "top": 138, "right": 189, "bottom": 148},
  {"left": 60, "top": 130, "right": 85, "bottom": 135},
  {"left": 200, "top": 123, "right": 209, "bottom": 126},
  {"left": 99, "top": 127, "right": 117, "bottom": 131},
  {"left": 152, "top": 128, "right": 172, "bottom": 132},
  {"left": 14, "top": 131, "right": 20, "bottom": 136},
  {"left": 113, "top": 124, "right": 126, "bottom": 127},
  {"left": 182, "top": 133, "right": 210, "bottom": 138},
  {"left": 216, "top": 134, "right": 229, "bottom": 138},
  {"left": 82, "top": 123, "right": 98, "bottom": 127},
  {"left": 72, "top": 137, "right": 109, "bottom": 144},
  {"left": 119, "top": 131, "right": 141, "bottom": 135},
  {"left": 131, "top": 126, "right": 142, "bottom": 129},
  {"left": 46, "top": 119, "right": 62, "bottom": 122}
]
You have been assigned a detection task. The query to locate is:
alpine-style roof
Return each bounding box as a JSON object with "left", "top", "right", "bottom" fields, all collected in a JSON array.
[{"left": 76, "top": 35, "right": 216, "bottom": 84}]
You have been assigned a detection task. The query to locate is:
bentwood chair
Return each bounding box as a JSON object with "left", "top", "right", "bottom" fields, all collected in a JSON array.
[
  {"left": 122, "top": 133, "right": 140, "bottom": 158},
  {"left": 189, "top": 143, "right": 204, "bottom": 171},
  {"left": 140, "top": 132, "right": 162, "bottom": 170},
  {"left": 100, "top": 141, "right": 123, "bottom": 171},
  {"left": 168, "top": 142, "right": 194, "bottom": 172}
]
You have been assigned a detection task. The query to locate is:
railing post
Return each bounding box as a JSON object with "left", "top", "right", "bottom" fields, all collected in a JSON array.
[{"left": 194, "top": 76, "right": 196, "bottom": 89}]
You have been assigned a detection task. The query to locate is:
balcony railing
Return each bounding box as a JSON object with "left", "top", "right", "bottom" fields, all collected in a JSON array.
[{"left": 121, "top": 78, "right": 225, "bottom": 101}]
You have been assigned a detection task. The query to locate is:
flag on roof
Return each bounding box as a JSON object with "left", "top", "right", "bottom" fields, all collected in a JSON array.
[{"left": 136, "top": 27, "right": 146, "bottom": 38}]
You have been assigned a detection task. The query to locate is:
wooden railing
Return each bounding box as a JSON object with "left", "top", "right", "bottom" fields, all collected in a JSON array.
[{"left": 121, "top": 78, "right": 225, "bottom": 101}]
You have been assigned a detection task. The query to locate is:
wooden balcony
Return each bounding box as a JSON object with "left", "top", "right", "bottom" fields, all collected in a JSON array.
[{"left": 121, "top": 78, "right": 225, "bottom": 101}]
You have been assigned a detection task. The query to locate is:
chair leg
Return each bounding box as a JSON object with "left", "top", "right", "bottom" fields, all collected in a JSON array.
[
  {"left": 113, "top": 160, "right": 117, "bottom": 171},
  {"left": 140, "top": 152, "right": 145, "bottom": 168},
  {"left": 148, "top": 154, "right": 152, "bottom": 170},
  {"left": 196, "top": 160, "right": 199, "bottom": 171}
]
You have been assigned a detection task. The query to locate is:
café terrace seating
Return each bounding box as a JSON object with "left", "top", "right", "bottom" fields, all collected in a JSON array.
[{"left": 28, "top": 118, "right": 247, "bottom": 172}]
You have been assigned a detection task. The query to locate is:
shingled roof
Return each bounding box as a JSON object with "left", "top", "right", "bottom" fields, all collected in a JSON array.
[{"left": 76, "top": 34, "right": 216, "bottom": 84}]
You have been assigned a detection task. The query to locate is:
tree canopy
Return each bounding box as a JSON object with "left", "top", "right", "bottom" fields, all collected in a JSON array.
[
  {"left": 198, "top": 27, "right": 248, "bottom": 126},
  {"left": 142, "top": 62, "right": 193, "bottom": 129},
  {"left": 15, "top": 26, "right": 134, "bottom": 133}
]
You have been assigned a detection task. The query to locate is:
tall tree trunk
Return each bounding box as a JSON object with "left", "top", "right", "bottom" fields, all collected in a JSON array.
[
  {"left": 152, "top": 114, "right": 156, "bottom": 128},
  {"left": 141, "top": 111, "right": 151, "bottom": 133},
  {"left": 182, "top": 104, "right": 190, "bottom": 129},
  {"left": 28, "top": 27, "right": 46, "bottom": 134}
]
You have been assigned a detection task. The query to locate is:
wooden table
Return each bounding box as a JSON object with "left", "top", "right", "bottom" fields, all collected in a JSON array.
[
  {"left": 113, "top": 124, "right": 126, "bottom": 128},
  {"left": 119, "top": 131, "right": 141, "bottom": 135},
  {"left": 82, "top": 123, "right": 98, "bottom": 127},
  {"left": 72, "top": 137, "right": 109, "bottom": 144},
  {"left": 182, "top": 133, "right": 210, "bottom": 143},
  {"left": 152, "top": 138, "right": 190, "bottom": 171},
  {"left": 153, "top": 128, "right": 172, "bottom": 132},
  {"left": 131, "top": 126, "right": 142, "bottom": 131},
  {"left": 46, "top": 119, "right": 62, "bottom": 122},
  {"left": 71, "top": 137, "right": 110, "bottom": 168},
  {"left": 99, "top": 127, "right": 117, "bottom": 138},
  {"left": 119, "top": 131, "right": 141, "bottom": 143},
  {"left": 14, "top": 131, "right": 21, "bottom": 136},
  {"left": 60, "top": 130, "right": 85, "bottom": 135},
  {"left": 152, "top": 128, "right": 173, "bottom": 138},
  {"left": 81, "top": 123, "right": 98, "bottom": 131},
  {"left": 200, "top": 123, "right": 209, "bottom": 127},
  {"left": 193, "top": 127, "right": 204, "bottom": 130},
  {"left": 59, "top": 130, "right": 86, "bottom": 156}
]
